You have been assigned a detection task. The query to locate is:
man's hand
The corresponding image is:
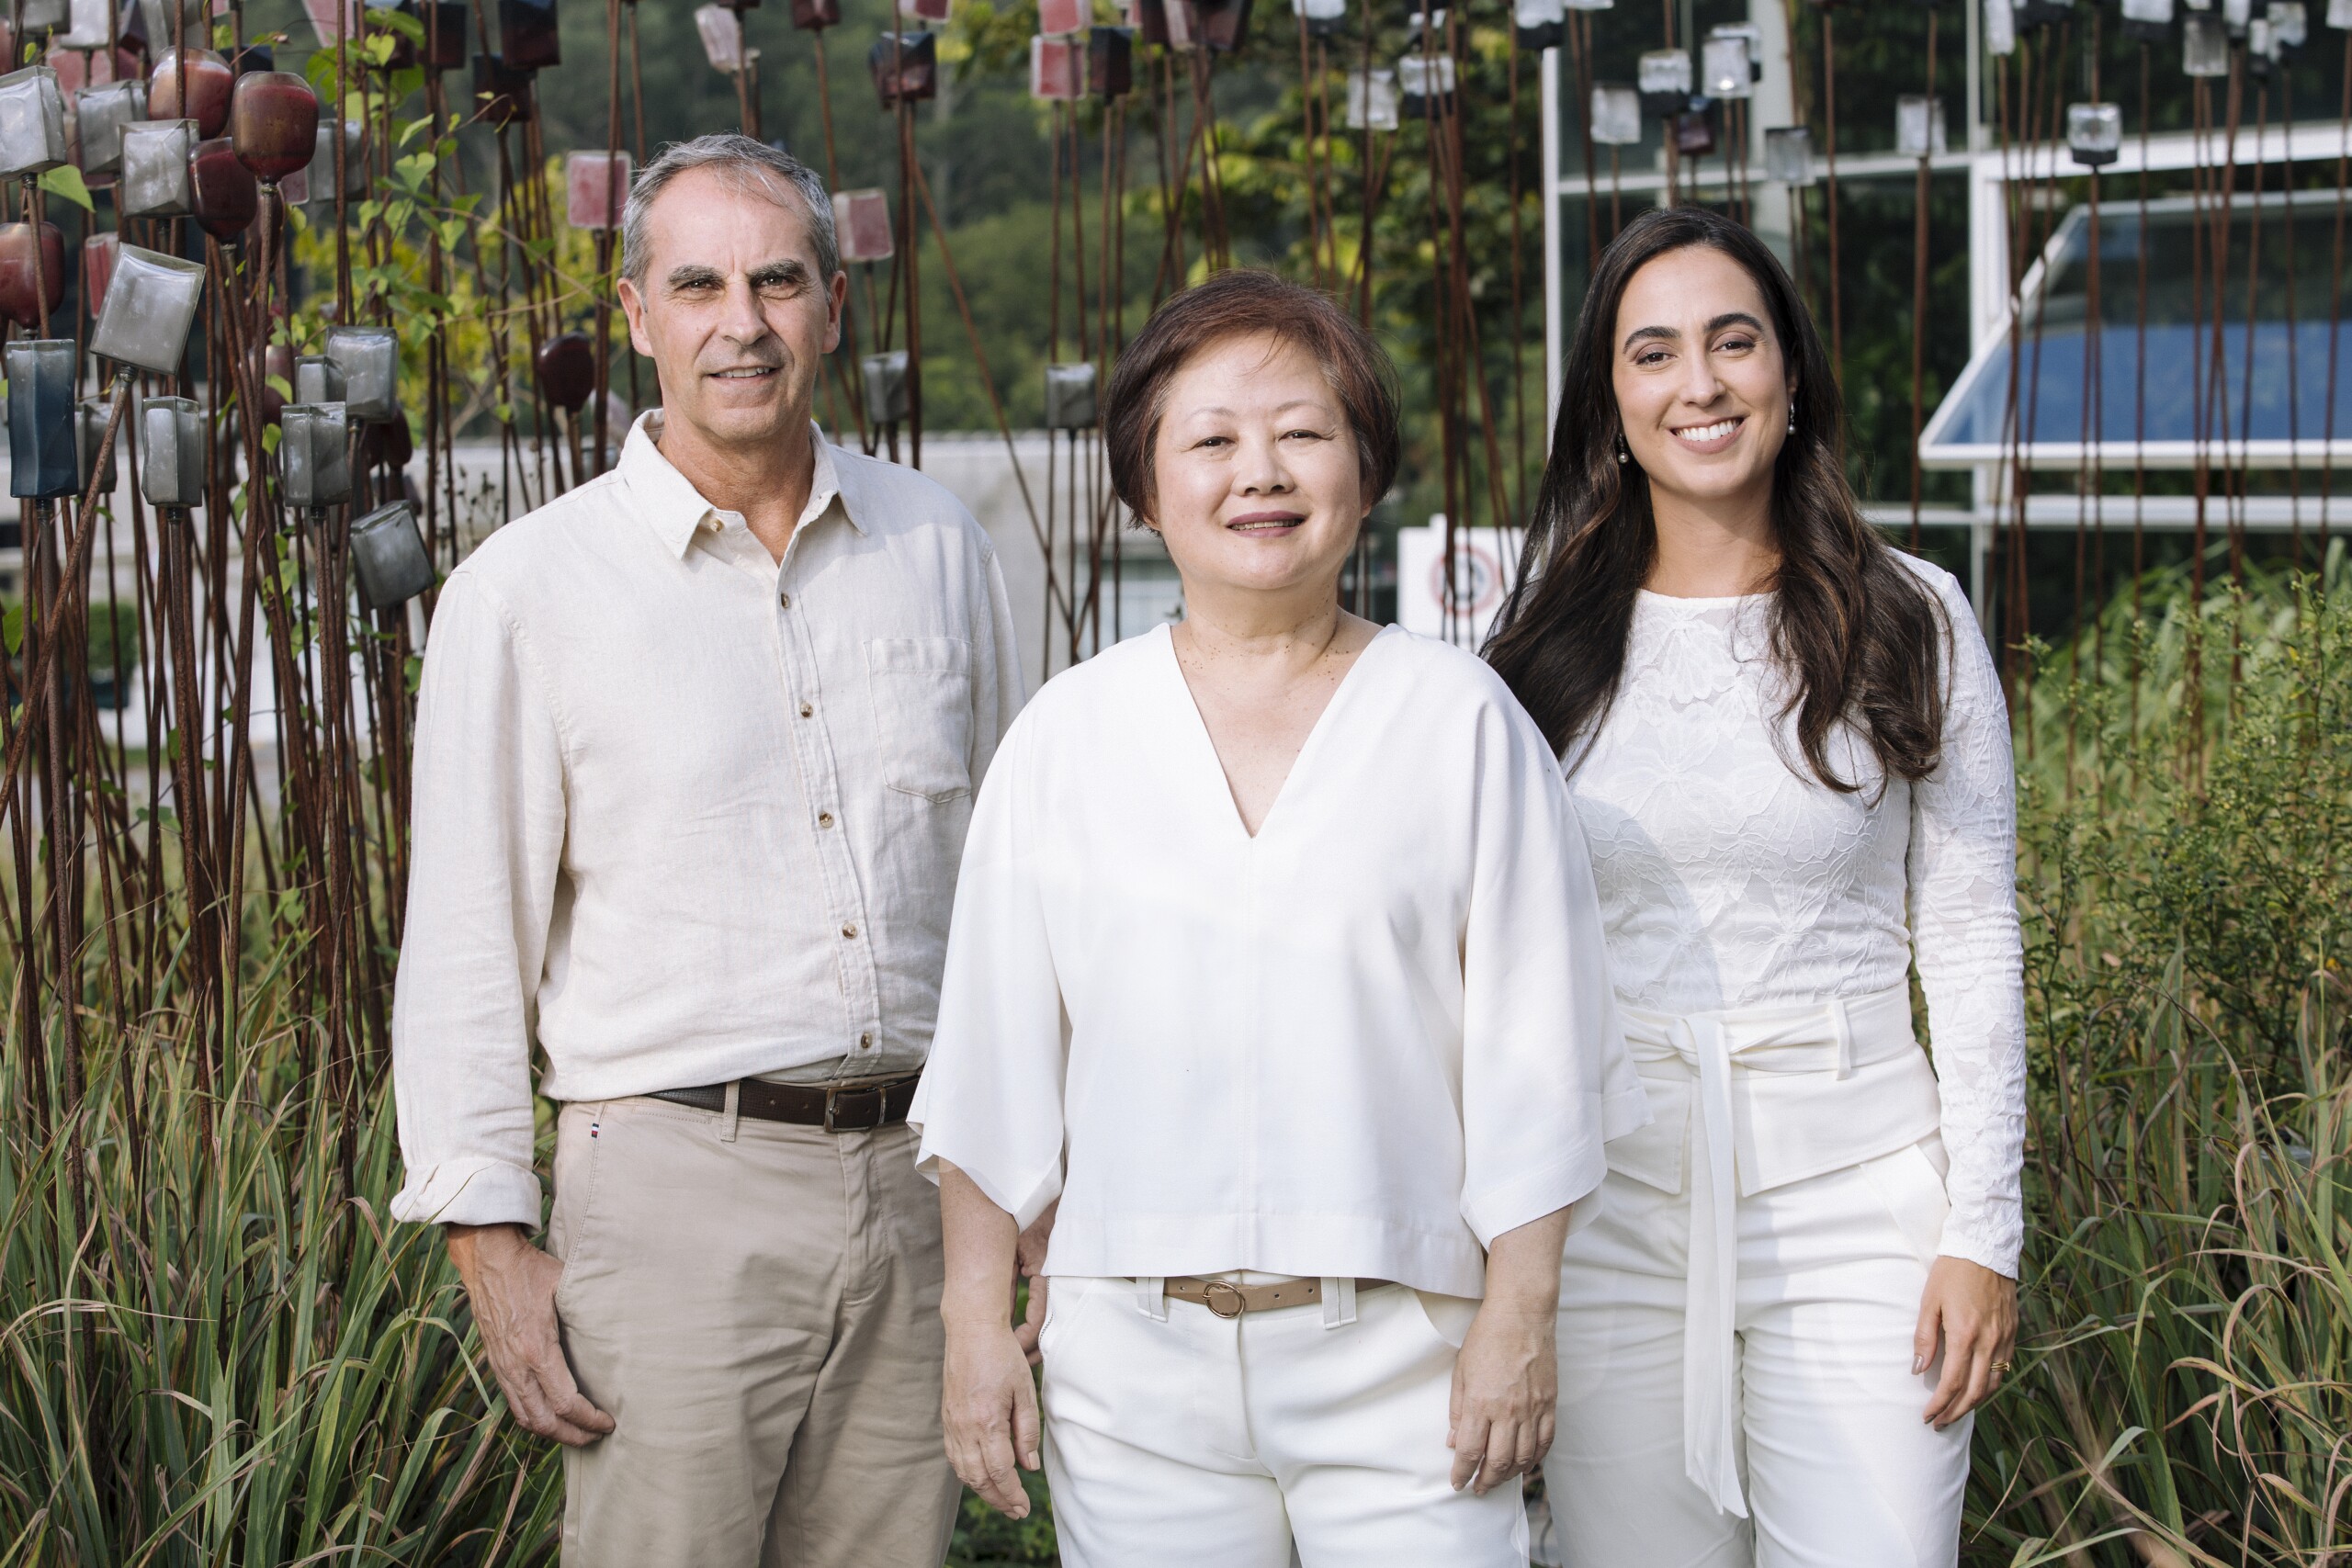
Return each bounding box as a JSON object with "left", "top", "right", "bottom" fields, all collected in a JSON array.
[
  {"left": 447, "top": 1223, "right": 616, "bottom": 1447},
  {"left": 1916, "top": 1256, "right": 2019, "bottom": 1430}
]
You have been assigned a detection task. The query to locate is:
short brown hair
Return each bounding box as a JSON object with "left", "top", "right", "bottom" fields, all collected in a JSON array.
[{"left": 1102, "top": 271, "right": 1400, "bottom": 523}]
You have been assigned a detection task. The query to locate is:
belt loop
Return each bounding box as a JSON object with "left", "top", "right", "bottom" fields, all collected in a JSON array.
[
  {"left": 1320, "top": 1276, "right": 1356, "bottom": 1329},
  {"left": 1830, "top": 998, "right": 1854, "bottom": 1081},
  {"left": 1136, "top": 1276, "right": 1168, "bottom": 1321},
  {"left": 720, "top": 1080, "right": 742, "bottom": 1144}
]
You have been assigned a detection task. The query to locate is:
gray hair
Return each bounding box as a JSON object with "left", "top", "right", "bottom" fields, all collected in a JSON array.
[{"left": 619, "top": 133, "right": 840, "bottom": 288}]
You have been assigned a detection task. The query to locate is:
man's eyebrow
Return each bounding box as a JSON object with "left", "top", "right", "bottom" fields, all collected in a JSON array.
[
  {"left": 748, "top": 259, "right": 812, "bottom": 286},
  {"left": 665, "top": 264, "right": 725, "bottom": 288}
]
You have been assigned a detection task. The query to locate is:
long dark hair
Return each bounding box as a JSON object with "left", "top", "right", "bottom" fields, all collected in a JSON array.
[{"left": 1484, "top": 207, "right": 1948, "bottom": 793}]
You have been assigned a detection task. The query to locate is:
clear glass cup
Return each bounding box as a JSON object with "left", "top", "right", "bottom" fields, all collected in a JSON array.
[
  {"left": 140, "top": 394, "right": 204, "bottom": 511},
  {"left": 7, "top": 339, "right": 80, "bottom": 501},
  {"left": 280, "top": 401, "right": 353, "bottom": 510},
  {"left": 324, "top": 324, "right": 399, "bottom": 422},
  {"left": 351, "top": 499, "right": 437, "bottom": 611},
  {"left": 0, "top": 66, "right": 68, "bottom": 179},
  {"left": 90, "top": 243, "right": 207, "bottom": 375},
  {"left": 120, "top": 118, "right": 196, "bottom": 217}
]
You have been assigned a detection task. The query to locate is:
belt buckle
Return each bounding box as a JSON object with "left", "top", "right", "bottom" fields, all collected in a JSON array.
[
  {"left": 822, "top": 1086, "right": 874, "bottom": 1134},
  {"left": 1202, "top": 1280, "right": 1246, "bottom": 1319}
]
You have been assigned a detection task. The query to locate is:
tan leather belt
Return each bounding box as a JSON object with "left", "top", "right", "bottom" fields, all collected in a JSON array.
[
  {"left": 648, "top": 1073, "right": 920, "bottom": 1132},
  {"left": 1164, "top": 1276, "right": 1396, "bottom": 1319}
]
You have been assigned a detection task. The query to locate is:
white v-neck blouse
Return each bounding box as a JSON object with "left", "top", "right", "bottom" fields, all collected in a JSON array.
[{"left": 910, "top": 624, "right": 1646, "bottom": 1297}]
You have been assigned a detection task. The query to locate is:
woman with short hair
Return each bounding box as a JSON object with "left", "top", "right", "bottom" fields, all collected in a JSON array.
[
  {"left": 911, "top": 270, "right": 1643, "bottom": 1567},
  {"left": 1486, "top": 207, "right": 2027, "bottom": 1564}
]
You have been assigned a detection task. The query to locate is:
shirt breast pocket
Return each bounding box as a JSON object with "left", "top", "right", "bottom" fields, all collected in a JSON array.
[{"left": 865, "top": 637, "right": 974, "bottom": 803}]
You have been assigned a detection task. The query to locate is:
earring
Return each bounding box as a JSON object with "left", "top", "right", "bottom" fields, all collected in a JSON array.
[
  {"left": 1615, "top": 435, "right": 1629, "bottom": 465},
  {"left": 1787, "top": 406, "right": 1797, "bottom": 435}
]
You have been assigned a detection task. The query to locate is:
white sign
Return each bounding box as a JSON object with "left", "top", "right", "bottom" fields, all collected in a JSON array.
[{"left": 1397, "top": 521, "right": 1526, "bottom": 649}]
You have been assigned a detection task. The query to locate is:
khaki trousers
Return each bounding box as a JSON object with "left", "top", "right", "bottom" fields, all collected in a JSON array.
[{"left": 548, "top": 1095, "right": 962, "bottom": 1568}]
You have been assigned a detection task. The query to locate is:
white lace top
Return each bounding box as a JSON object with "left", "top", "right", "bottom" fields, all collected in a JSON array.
[{"left": 1564, "top": 557, "right": 2027, "bottom": 1276}]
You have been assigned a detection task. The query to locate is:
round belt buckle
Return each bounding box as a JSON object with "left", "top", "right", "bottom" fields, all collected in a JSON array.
[{"left": 1202, "top": 1280, "right": 1246, "bottom": 1319}]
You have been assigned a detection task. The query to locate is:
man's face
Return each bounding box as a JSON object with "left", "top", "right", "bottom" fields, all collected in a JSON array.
[{"left": 616, "top": 165, "right": 847, "bottom": 454}]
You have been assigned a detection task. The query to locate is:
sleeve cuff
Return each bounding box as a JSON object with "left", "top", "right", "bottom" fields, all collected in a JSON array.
[
  {"left": 390, "top": 1158, "right": 544, "bottom": 1230},
  {"left": 1462, "top": 1142, "right": 1609, "bottom": 1250},
  {"left": 912, "top": 1134, "right": 1065, "bottom": 1233},
  {"left": 1935, "top": 1223, "right": 2022, "bottom": 1280}
]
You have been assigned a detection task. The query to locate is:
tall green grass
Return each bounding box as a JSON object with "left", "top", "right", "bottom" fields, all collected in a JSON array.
[
  {"left": 1, "top": 554, "right": 2346, "bottom": 1565},
  {"left": 1974, "top": 547, "right": 2352, "bottom": 1565}
]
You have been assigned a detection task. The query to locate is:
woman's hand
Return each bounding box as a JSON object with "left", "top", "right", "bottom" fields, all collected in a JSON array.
[
  {"left": 1452, "top": 1204, "right": 1573, "bottom": 1495},
  {"left": 1915, "top": 1256, "right": 2018, "bottom": 1429},
  {"left": 942, "top": 1311, "right": 1043, "bottom": 1518},
  {"left": 1450, "top": 1295, "right": 1558, "bottom": 1495},
  {"left": 938, "top": 1162, "right": 1042, "bottom": 1518}
]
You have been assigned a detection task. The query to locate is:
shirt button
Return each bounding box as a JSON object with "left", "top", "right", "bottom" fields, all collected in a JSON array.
[
  {"left": 859, "top": 1032, "right": 874, "bottom": 1050},
  {"left": 841, "top": 922, "right": 858, "bottom": 940},
  {"left": 778, "top": 591, "right": 792, "bottom": 609},
  {"left": 818, "top": 811, "right": 835, "bottom": 828},
  {"left": 798, "top": 702, "right": 813, "bottom": 718}
]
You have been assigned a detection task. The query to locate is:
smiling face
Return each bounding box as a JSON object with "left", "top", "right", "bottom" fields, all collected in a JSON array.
[
  {"left": 1611, "top": 244, "right": 1793, "bottom": 517},
  {"left": 616, "top": 164, "right": 847, "bottom": 455},
  {"left": 1147, "top": 332, "right": 1368, "bottom": 611}
]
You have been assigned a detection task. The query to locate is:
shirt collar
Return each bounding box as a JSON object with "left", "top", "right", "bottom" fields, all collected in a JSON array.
[{"left": 618, "top": 412, "right": 862, "bottom": 558}]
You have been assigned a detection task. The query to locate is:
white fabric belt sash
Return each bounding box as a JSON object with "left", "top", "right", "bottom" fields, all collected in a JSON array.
[{"left": 1607, "top": 983, "right": 1943, "bottom": 1521}]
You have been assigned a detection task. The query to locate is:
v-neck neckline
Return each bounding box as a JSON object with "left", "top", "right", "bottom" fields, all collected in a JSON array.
[{"left": 1158, "top": 621, "right": 1396, "bottom": 843}]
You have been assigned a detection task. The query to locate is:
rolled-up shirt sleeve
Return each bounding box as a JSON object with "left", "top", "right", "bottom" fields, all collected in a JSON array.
[
  {"left": 389, "top": 568, "right": 569, "bottom": 1229},
  {"left": 1458, "top": 694, "right": 1649, "bottom": 1247},
  {"left": 909, "top": 718, "right": 1069, "bottom": 1229}
]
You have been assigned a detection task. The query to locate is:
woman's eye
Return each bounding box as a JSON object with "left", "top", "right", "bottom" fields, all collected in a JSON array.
[
  {"left": 1635, "top": 349, "right": 1669, "bottom": 367},
  {"left": 1717, "top": 336, "right": 1756, "bottom": 354}
]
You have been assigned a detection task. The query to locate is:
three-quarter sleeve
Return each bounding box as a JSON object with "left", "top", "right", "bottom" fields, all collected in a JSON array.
[
  {"left": 1907, "top": 573, "right": 2030, "bottom": 1278},
  {"left": 909, "top": 719, "right": 1069, "bottom": 1230},
  {"left": 389, "top": 568, "right": 570, "bottom": 1229},
  {"left": 1459, "top": 694, "right": 1650, "bottom": 1247}
]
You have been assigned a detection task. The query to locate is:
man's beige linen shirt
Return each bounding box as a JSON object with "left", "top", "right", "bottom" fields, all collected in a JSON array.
[{"left": 390, "top": 412, "right": 1023, "bottom": 1230}]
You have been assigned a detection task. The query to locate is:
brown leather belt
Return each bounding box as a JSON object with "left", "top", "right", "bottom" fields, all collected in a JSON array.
[
  {"left": 1164, "top": 1276, "right": 1397, "bottom": 1319},
  {"left": 648, "top": 1073, "right": 921, "bottom": 1132}
]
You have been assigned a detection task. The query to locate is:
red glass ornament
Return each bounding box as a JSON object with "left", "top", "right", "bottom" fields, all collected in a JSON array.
[
  {"left": 0, "top": 221, "right": 65, "bottom": 332},
  {"left": 149, "top": 47, "right": 233, "bottom": 138},
  {"left": 230, "top": 71, "right": 320, "bottom": 183},
  {"left": 81, "top": 229, "right": 116, "bottom": 314},
  {"left": 535, "top": 332, "right": 596, "bottom": 412},
  {"left": 261, "top": 342, "right": 291, "bottom": 426},
  {"left": 190, "top": 135, "right": 260, "bottom": 239},
  {"left": 45, "top": 43, "right": 142, "bottom": 92}
]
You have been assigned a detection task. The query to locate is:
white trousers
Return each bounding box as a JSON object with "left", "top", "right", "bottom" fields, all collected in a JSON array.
[
  {"left": 1543, "top": 1139, "right": 1972, "bottom": 1568},
  {"left": 1038, "top": 1274, "right": 1530, "bottom": 1568}
]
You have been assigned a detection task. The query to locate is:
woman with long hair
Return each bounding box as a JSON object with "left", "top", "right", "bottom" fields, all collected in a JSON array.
[{"left": 1487, "top": 207, "right": 2026, "bottom": 1563}]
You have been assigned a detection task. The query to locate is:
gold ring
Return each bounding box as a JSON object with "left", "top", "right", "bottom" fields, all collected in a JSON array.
[{"left": 1993, "top": 1359, "right": 2014, "bottom": 1373}]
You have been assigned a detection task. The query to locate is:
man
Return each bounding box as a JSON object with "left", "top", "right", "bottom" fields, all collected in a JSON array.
[{"left": 389, "top": 134, "right": 1022, "bottom": 1566}]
